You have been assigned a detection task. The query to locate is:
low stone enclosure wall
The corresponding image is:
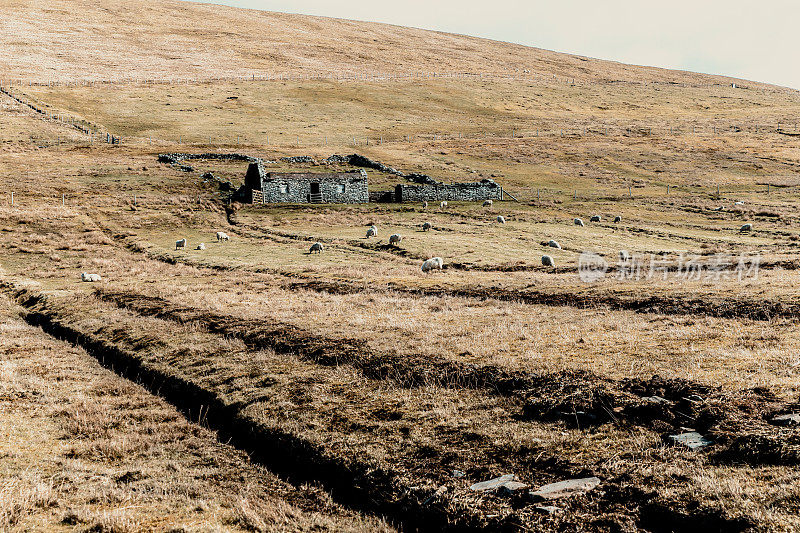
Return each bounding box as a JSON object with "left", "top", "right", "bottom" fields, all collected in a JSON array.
[{"left": 395, "top": 180, "right": 504, "bottom": 202}]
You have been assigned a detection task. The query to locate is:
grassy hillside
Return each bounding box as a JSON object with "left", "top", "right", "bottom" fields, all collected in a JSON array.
[
  {"left": 3, "top": 1, "right": 800, "bottom": 530},
  {"left": 0, "top": 0, "right": 785, "bottom": 87}
]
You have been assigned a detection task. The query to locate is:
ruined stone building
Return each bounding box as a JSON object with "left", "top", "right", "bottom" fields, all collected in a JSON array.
[
  {"left": 394, "top": 179, "right": 503, "bottom": 202},
  {"left": 243, "top": 161, "right": 368, "bottom": 204}
]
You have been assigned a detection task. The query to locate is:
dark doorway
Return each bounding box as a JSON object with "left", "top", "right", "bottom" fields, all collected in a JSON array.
[{"left": 309, "top": 182, "right": 322, "bottom": 203}]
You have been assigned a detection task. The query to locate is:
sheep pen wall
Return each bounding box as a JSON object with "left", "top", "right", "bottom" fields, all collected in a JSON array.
[{"left": 394, "top": 179, "right": 503, "bottom": 202}]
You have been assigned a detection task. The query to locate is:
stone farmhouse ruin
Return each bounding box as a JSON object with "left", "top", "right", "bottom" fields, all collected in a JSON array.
[
  {"left": 221, "top": 155, "right": 508, "bottom": 205},
  {"left": 243, "top": 160, "right": 369, "bottom": 204},
  {"left": 394, "top": 179, "right": 503, "bottom": 203}
]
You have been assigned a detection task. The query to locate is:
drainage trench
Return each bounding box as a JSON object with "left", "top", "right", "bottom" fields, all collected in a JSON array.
[{"left": 7, "top": 289, "right": 509, "bottom": 533}]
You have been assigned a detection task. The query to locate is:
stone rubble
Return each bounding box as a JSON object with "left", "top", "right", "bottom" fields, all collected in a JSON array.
[
  {"left": 667, "top": 432, "right": 713, "bottom": 450},
  {"left": 528, "top": 477, "right": 601, "bottom": 501},
  {"left": 469, "top": 474, "right": 528, "bottom": 494}
]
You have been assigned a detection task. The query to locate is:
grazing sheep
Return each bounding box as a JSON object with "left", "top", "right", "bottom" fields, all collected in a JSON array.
[
  {"left": 196, "top": 243, "right": 206, "bottom": 250},
  {"left": 440, "top": 201, "right": 448, "bottom": 209},
  {"left": 548, "top": 240, "right": 561, "bottom": 249},
  {"left": 574, "top": 218, "right": 585, "bottom": 227},
  {"left": 590, "top": 215, "right": 602, "bottom": 223},
  {"left": 216, "top": 231, "right": 230, "bottom": 242},
  {"left": 421, "top": 257, "right": 444, "bottom": 273},
  {"left": 309, "top": 242, "right": 324, "bottom": 254},
  {"left": 366, "top": 225, "right": 378, "bottom": 238},
  {"left": 422, "top": 201, "right": 429, "bottom": 209},
  {"left": 80, "top": 272, "right": 102, "bottom": 282},
  {"left": 175, "top": 238, "right": 187, "bottom": 250},
  {"left": 740, "top": 223, "right": 753, "bottom": 232},
  {"left": 497, "top": 215, "right": 505, "bottom": 224},
  {"left": 389, "top": 234, "right": 403, "bottom": 245},
  {"left": 541, "top": 255, "right": 554, "bottom": 267},
  {"left": 735, "top": 201, "right": 744, "bottom": 206},
  {"left": 483, "top": 200, "right": 493, "bottom": 207},
  {"left": 613, "top": 216, "right": 622, "bottom": 223},
  {"left": 619, "top": 250, "right": 630, "bottom": 262},
  {"left": 422, "top": 222, "right": 432, "bottom": 232}
]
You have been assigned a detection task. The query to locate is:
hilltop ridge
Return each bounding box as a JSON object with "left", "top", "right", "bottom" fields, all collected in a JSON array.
[{"left": 0, "top": 0, "right": 776, "bottom": 88}]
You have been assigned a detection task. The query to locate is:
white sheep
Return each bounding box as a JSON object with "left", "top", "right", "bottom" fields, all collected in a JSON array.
[
  {"left": 541, "top": 255, "right": 554, "bottom": 267},
  {"left": 548, "top": 240, "right": 561, "bottom": 249},
  {"left": 366, "top": 225, "right": 378, "bottom": 238},
  {"left": 422, "top": 201, "right": 429, "bottom": 209},
  {"left": 421, "top": 257, "right": 444, "bottom": 273},
  {"left": 196, "top": 243, "right": 206, "bottom": 250},
  {"left": 422, "top": 222, "right": 432, "bottom": 232},
  {"left": 590, "top": 215, "right": 602, "bottom": 222},
  {"left": 389, "top": 234, "right": 403, "bottom": 245},
  {"left": 619, "top": 250, "right": 630, "bottom": 261},
  {"left": 440, "top": 201, "right": 448, "bottom": 209},
  {"left": 613, "top": 216, "right": 622, "bottom": 223},
  {"left": 216, "top": 231, "right": 230, "bottom": 242},
  {"left": 175, "top": 238, "right": 187, "bottom": 250},
  {"left": 497, "top": 215, "right": 505, "bottom": 224},
  {"left": 80, "top": 272, "right": 102, "bottom": 282},
  {"left": 740, "top": 223, "right": 753, "bottom": 232},
  {"left": 735, "top": 201, "right": 744, "bottom": 206},
  {"left": 574, "top": 218, "right": 584, "bottom": 227},
  {"left": 309, "top": 242, "right": 324, "bottom": 254},
  {"left": 483, "top": 200, "right": 493, "bottom": 207}
]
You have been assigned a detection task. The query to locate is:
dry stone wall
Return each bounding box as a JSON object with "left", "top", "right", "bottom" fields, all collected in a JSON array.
[{"left": 395, "top": 179, "right": 502, "bottom": 202}]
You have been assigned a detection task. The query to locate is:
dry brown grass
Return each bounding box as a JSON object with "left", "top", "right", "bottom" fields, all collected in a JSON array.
[
  {"left": 2, "top": 0, "right": 779, "bottom": 87},
  {"left": 0, "top": 292, "right": 392, "bottom": 531},
  {"left": 3, "top": 3, "right": 800, "bottom": 528}
]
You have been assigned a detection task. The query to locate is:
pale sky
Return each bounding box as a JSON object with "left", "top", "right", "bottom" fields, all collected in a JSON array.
[{"left": 191, "top": 0, "right": 798, "bottom": 89}]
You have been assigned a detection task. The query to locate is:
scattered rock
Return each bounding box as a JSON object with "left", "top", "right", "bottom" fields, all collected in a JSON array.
[
  {"left": 643, "top": 395, "right": 671, "bottom": 405},
  {"left": 535, "top": 505, "right": 561, "bottom": 515},
  {"left": 529, "top": 477, "right": 601, "bottom": 501},
  {"left": 451, "top": 469, "right": 466, "bottom": 478},
  {"left": 496, "top": 481, "right": 529, "bottom": 496},
  {"left": 770, "top": 413, "right": 800, "bottom": 427},
  {"left": 470, "top": 474, "right": 527, "bottom": 494},
  {"left": 667, "top": 432, "right": 713, "bottom": 450}
]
